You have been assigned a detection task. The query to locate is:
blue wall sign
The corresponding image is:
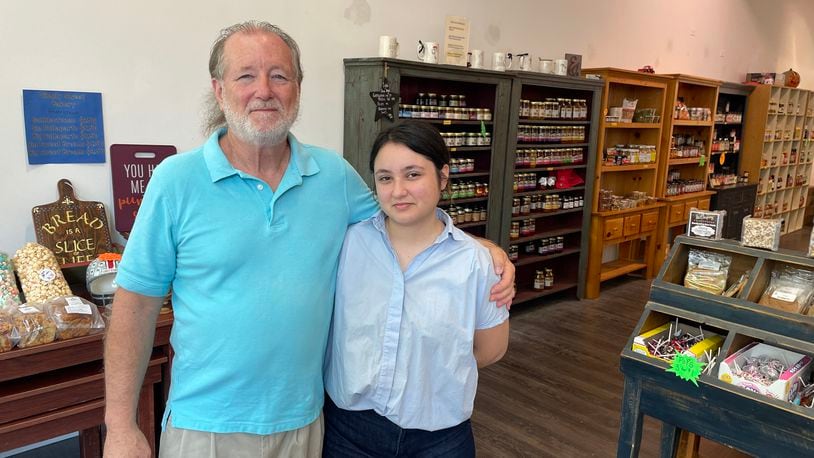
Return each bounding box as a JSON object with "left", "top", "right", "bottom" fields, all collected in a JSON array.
[{"left": 23, "top": 89, "right": 105, "bottom": 164}]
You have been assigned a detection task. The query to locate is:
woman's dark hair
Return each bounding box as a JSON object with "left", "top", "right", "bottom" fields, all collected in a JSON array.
[{"left": 369, "top": 121, "right": 450, "bottom": 173}]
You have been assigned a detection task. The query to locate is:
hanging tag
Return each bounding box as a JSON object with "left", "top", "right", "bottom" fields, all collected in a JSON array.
[
  {"left": 480, "top": 120, "right": 487, "bottom": 136},
  {"left": 698, "top": 155, "right": 706, "bottom": 166}
]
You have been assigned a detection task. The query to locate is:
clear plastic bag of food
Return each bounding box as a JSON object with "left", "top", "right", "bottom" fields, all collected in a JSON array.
[
  {"left": 808, "top": 225, "right": 814, "bottom": 257},
  {"left": 684, "top": 249, "right": 732, "bottom": 295},
  {"left": 12, "top": 303, "right": 57, "bottom": 348},
  {"left": 43, "top": 296, "right": 105, "bottom": 340},
  {"left": 0, "top": 251, "right": 22, "bottom": 307},
  {"left": 759, "top": 265, "right": 814, "bottom": 314},
  {"left": 0, "top": 306, "right": 20, "bottom": 353},
  {"left": 13, "top": 243, "right": 72, "bottom": 303},
  {"left": 741, "top": 217, "right": 781, "bottom": 251}
]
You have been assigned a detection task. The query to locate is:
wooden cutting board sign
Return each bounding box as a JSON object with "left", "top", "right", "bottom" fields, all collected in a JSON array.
[{"left": 32, "top": 179, "right": 113, "bottom": 265}]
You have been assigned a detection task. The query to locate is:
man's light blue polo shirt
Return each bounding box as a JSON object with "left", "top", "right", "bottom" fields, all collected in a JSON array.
[{"left": 116, "top": 129, "right": 377, "bottom": 434}]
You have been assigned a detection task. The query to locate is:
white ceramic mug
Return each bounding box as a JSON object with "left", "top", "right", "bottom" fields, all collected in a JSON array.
[
  {"left": 540, "top": 59, "right": 554, "bottom": 74},
  {"left": 467, "top": 49, "right": 484, "bottom": 69},
  {"left": 554, "top": 58, "right": 568, "bottom": 76},
  {"left": 378, "top": 36, "right": 399, "bottom": 58},
  {"left": 517, "top": 53, "right": 532, "bottom": 71},
  {"left": 492, "top": 52, "right": 512, "bottom": 71},
  {"left": 417, "top": 41, "right": 439, "bottom": 64}
]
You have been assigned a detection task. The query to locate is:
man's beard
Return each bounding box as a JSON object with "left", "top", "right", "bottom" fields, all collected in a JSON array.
[{"left": 222, "top": 98, "right": 299, "bottom": 147}]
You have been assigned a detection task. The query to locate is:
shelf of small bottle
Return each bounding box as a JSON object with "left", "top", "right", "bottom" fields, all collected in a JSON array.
[
  {"left": 672, "top": 119, "right": 714, "bottom": 127},
  {"left": 604, "top": 122, "right": 661, "bottom": 129},
  {"left": 600, "top": 163, "right": 658, "bottom": 172},
  {"left": 449, "top": 171, "right": 490, "bottom": 179},
  {"left": 668, "top": 157, "right": 706, "bottom": 166},
  {"left": 456, "top": 220, "right": 487, "bottom": 229},
  {"left": 413, "top": 119, "right": 493, "bottom": 126},
  {"left": 764, "top": 137, "right": 805, "bottom": 143},
  {"left": 514, "top": 142, "right": 589, "bottom": 149},
  {"left": 447, "top": 146, "right": 492, "bottom": 153},
  {"left": 759, "top": 161, "right": 814, "bottom": 170},
  {"left": 757, "top": 184, "right": 809, "bottom": 196},
  {"left": 710, "top": 149, "right": 739, "bottom": 155},
  {"left": 510, "top": 207, "right": 583, "bottom": 221},
  {"left": 714, "top": 121, "right": 742, "bottom": 126},
  {"left": 513, "top": 281, "right": 577, "bottom": 304},
  {"left": 514, "top": 186, "right": 585, "bottom": 197},
  {"left": 511, "top": 227, "right": 582, "bottom": 244},
  {"left": 512, "top": 247, "right": 581, "bottom": 267},
  {"left": 439, "top": 196, "right": 488, "bottom": 205},
  {"left": 518, "top": 119, "right": 591, "bottom": 125},
  {"left": 514, "top": 163, "right": 586, "bottom": 171}
]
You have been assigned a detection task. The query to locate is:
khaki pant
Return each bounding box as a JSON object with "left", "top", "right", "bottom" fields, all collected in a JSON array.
[{"left": 159, "top": 414, "right": 324, "bottom": 458}]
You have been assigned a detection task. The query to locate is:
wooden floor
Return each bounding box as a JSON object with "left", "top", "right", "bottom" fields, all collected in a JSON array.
[{"left": 472, "top": 227, "right": 813, "bottom": 458}]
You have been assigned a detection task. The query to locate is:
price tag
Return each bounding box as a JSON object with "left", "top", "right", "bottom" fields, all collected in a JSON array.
[
  {"left": 443, "top": 120, "right": 452, "bottom": 125},
  {"left": 666, "top": 354, "right": 705, "bottom": 386}
]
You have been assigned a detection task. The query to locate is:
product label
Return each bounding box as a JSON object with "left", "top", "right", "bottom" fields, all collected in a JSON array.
[
  {"left": 699, "top": 260, "right": 721, "bottom": 271},
  {"left": 38, "top": 268, "right": 56, "bottom": 283},
  {"left": 19, "top": 306, "right": 40, "bottom": 314},
  {"left": 65, "top": 296, "right": 92, "bottom": 314},
  {"left": 772, "top": 286, "right": 802, "bottom": 302}
]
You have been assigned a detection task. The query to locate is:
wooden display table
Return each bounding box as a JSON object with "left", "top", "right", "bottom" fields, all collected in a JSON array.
[
  {"left": 0, "top": 313, "right": 173, "bottom": 457},
  {"left": 618, "top": 236, "right": 814, "bottom": 457}
]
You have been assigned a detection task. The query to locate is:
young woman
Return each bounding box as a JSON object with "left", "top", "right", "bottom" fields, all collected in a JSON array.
[{"left": 323, "top": 121, "right": 510, "bottom": 457}]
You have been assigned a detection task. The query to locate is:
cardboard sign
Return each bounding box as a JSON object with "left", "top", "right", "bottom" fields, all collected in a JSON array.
[
  {"left": 686, "top": 209, "right": 725, "bottom": 240},
  {"left": 32, "top": 179, "right": 113, "bottom": 265},
  {"left": 443, "top": 15, "right": 470, "bottom": 66},
  {"left": 23, "top": 89, "right": 105, "bottom": 164},
  {"left": 110, "top": 144, "right": 176, "bottom": 234}
]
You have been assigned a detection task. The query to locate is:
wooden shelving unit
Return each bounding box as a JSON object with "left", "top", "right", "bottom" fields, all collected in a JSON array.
[
  {"left": 580, "top": 67, "right": 672, "bottom": 299},
  {"left": 501, "top": 71, "right": 602, "bottom": 301},
  {"left": 619, "top": 235, "right": 814, "bottom": 456},
  {"left": 741, "top": 84, "right": 813, "bottom": 234},
  {"left": 343, "top": 58, "right": 513, "bottom": 242},
  {"left": 653, "top": 74, "right": 721, "bottom": 267}
]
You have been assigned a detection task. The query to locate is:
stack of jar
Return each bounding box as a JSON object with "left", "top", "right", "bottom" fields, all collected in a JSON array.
[
  {"left": 670, "top": 134, "right": 705, "bottom": 158},
  {"left": 513, "top": 173, "right": 544, "bottom": 191},
  {"left": 665, "top": 172, "right": 704, "bottom": 196},
  {"left": 674, "top": 105, "right": 711, "bottom": 121},
  {"left": 518, "top": 98, "right": 588, "bottom": 120},
  {"left": 514, "top": 148, "right": 584, "bottom": 167},
  {"left": 711, "top": 136, "right": 739, "bottom": 154},
  {"left": 450, "top": 158, "right": 475, "bottom": 174},
  {"left": 509, "top": 220, "right": 536, "bottom": 239},
  {"left": 517, "top": 125, "right": 586, "bottom": 144},
  {"left": 442, "top": 181, "right": 489, "bottom": 200},
  {"left": 533, "top": 268, "right": 555, "bottom": 291},
  {"left": 443, "top": 205, "right": 487, "bottom": 225},
  {"left": 513, "top": 236, "right": 565, "bottom": 259},
  {"left": 440, "top": 132, "right": 492, "bottom": 147},
  {"left": 598, "top": 189, "right": 654, "bottom": 211},
  {"left": 400, "top": 105, "right": 493, "bottom": 121},
  {"left": 604, "top": 144, "right": 657, "bottom": 166}
]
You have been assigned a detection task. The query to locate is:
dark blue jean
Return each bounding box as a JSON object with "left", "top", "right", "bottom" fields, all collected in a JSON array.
[{"left": 322, "top": 395, "right": 476, "bottom": 457}]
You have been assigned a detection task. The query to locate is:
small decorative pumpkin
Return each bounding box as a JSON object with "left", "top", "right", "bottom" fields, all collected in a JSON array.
[{"left": 783, "top": 68, "right": 800, "bottom": 88}]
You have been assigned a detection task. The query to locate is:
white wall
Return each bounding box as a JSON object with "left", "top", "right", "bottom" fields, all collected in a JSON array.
[{"left": 1, "top": 0, "right": 811, "bottom": 251}]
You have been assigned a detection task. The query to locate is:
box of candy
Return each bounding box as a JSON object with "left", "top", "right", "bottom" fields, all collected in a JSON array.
[{"left": 718, "top": 342, "right": 811, "bottom": 402}]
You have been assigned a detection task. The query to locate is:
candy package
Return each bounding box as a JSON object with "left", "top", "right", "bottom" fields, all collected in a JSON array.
[{"left": 684, "top": 249, "right": 732, "bottom": 295}]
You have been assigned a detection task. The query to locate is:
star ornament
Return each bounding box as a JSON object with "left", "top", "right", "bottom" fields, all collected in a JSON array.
[
  {"left": 666, "top": 353, "right": 706, "bottom": 387},
  {"left": 370, "top": 77, "right": 399, "bottom": 121}
]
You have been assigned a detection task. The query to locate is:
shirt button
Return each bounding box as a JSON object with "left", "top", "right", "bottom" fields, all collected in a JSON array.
[{"left": 256, "top": 184, "right": 264, "bottom": 191}]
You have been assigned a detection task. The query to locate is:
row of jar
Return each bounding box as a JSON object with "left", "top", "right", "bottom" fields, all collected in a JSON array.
[
  {"left": 665, "top": 177, "right": 705, "bottom": 196},
  {"left": 710, "top": 137, "right": 740, "bottom": 153},
  {"left": 399, "top": 105, "right": 493, "bottom": 121},
  {"left": 674, "top": 105, "right": 712, "bottom": 121},
  {"left": 768, "top": 100, "right": 806, "bottom": 116},
  {"left": 509, "top": 236, "right": 566, "bottom": 261},
  {"left": 514, "top": 148, "right": 584, "bottom": 167},
  {"left": 517, "top": 125, "right": 586, "bottom": 144},
  {"left": 763, "top": 127, "right": 807, "bottom": 142},
  {"left": 441, "top": 181, "right": 490, "bottom": 200},
  {"left": 443, "top": 205, "right": 488, "bottom": 224},
  {"left": 759, "top": 173, "right": 809, "bottom": 193},
  {"left": 450, "top": 158, "right": 476, "bottom": 174},
  {"left": 761, "top": 149, "right": 814, "bottom": 167},
  {"left": 714, "top": 111, "right": 744, "bottom": 123},
  {"left": 511, "top": 194, "right": 583, "bottom": 216},
  {"left": 441, "top": 132, "right": 492, "bottom": 147},
  {"left": 414, "top": 93, "right": 469, "bottom": 107},
  {"left": 598, "top": 190, "right": 655, "bottom": 212},
  {"left": 519, "top": 98, "right": 589, "bottom": 120},
  {"left": 533, "top": 268, "right": 556, "bottom": 291},
  {"left": 604, "top": 144, "right": 657, "bottom": 166},
  {"left": 514, "top": 173, "right": 554, "bottom": 192},
  {"left": 754, "top": 196, "right": 806, "bottom": 218}
]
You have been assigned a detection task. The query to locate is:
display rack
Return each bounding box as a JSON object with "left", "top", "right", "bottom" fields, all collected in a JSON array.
[
  {"left": 654, "top": 75, "right": 721, "bottom": 267},
  {"left": 741, "top": 85, "right": 813, "bottom": 234},
  {"left": 500, "top": 72, "right": 602, "bottom": 300},
  {"left": 618, "top": 235, "right": 814, "bottom": 457},
  {"left": 580, "top": 68, "right": 671, "bottom": 299},
  {"left": 343, "top": 58, "right": 512, "bottom": 242}
]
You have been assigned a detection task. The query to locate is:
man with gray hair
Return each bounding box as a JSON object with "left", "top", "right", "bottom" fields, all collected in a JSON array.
[{"left": 103, "top": 21, "right": 514, "bottom": 457}]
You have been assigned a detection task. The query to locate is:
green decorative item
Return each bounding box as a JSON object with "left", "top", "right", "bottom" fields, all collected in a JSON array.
[
  {"left": 480, "top": 120, "right": 487, "bottom": 136},
  {"left": 698, "top": 155, "right": 706, "bottom": 167},
  {"left": 666, "top": 353, "right": 705, "bottom": 386}
]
